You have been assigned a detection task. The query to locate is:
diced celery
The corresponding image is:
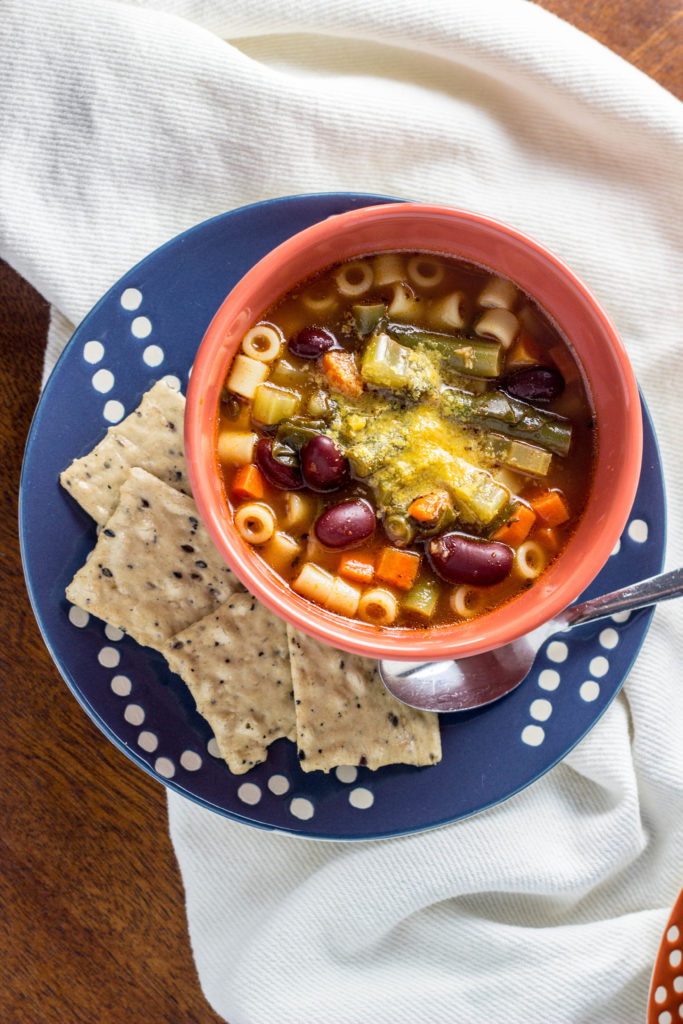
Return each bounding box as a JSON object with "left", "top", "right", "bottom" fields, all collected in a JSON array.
[
  {"left": 360, "top": 333, "right": 439, "bottom": 395},
  {"left": 402, "top": 578, "right": 440, "bottom": 619},
  {"left": 487, "top": 434, "right": 552, "bottom": 476},
  {"left": 307, "top": 390, "right": 335, "bottom": 418},
  {"left": 268, "top": 358, "right": 308, "bottom": 387},
  {"left": 251, "top": 383, "right": 300, "bottom": 425},
  {"left": 445, "top": 457, "right": 510, "bottom": 525},
  {"left": 361, "top": 333, "right": 412, "bottom": 389}
]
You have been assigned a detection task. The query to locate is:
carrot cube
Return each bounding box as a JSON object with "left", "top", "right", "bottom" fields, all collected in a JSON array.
[
  {"left": 528, "top": 489, "right": 570, "bottom": 527},
  {"left": 533, "top": 526, "right": 560, "bottom": 552},
  {"left": 321, "top": 351, "right": 364, "bottom": 398},
  {"left": 231, "top": 463, "right": 266, "bottom": 501},
  {"left": 407, "top": 490, "right": 450, "bottom": 524},
  {"left": 375, "top": 547, "right": 421, "bottom": 591},
  {"left": 492, "top": 503, "right": 536, "bottom": 547},
  {"left": 338, "top": 552, "right": 375, "bottom": 585}
]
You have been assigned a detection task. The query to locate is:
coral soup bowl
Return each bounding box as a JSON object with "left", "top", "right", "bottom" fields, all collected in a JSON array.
[{"left": 185, "top": 203, "right": 642, "bottom": 662}]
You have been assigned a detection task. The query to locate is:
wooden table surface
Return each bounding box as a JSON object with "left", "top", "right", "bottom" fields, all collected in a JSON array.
[{"left": 2, "top": 5, "right": 681, "bottom": 1022}]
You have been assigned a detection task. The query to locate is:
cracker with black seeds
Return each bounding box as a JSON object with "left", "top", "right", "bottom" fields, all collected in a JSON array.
[
  {"left": 164, "top": 596, "right": 295, "bottom": 774},
  {"left": 287, "top": 626, "right": 441, "bottom": 773},
  {"left": 66, "top": 467, "right": 243, "bottom": 650},
  {"left": 60, "top": 380, "right": 189, "bottom": 525}
]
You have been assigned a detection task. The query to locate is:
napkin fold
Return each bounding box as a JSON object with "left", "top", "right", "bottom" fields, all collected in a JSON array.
[{"left": 4, "top": 1, "right": 683, "bottom": 1022}]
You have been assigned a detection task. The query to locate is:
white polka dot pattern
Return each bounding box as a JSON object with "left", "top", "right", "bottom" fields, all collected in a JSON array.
[
  {"left": 155, "top": 757, "right": 175, "bottom": 779},
  {"left": 290, "top": 797, "right": 314, "bottom": 820},
  {"left": 68, "top": 605, "right": 89, "bottom": 628},
  {"left": 92, "top": 368, "right": 114, "bottom": 393},
  {"left": 120, "top": 287, "right": 142, "bottom": 310},
  {"left": 143, "top": 344, "right": 164, "bottom": 367},
  {"left": 599, "top": 628, "right": 619, "bottom": 650},
  {"left": 628, "top": 518, "right": 648, "bottom": 543},
  {"left": 348, "top": 787, "right": 374, "bottom": 809},
  {"left": 547, "top": 641, "right": 568, "bottom": 663},
  {"left": 268, "top": 774, "right": 290, "bottom": 795},
  {"left": 103, "top": 399, "right": 125, "bottom": 423},
  {"left": 131, "top": 315, "right": 152, "bottom": 338},
  {"left": 237, "top": 782, "right": 261, "bottom": 805},
  {"left": 83, "top": 340, "right": 104, "bottom": 364},
  {"left": 589, "top": 656, "right": 609, "bottom": 678},
  {"left": 180, "top": 750, "right": 203, "bottom": 771},
  {"left": 529, "top": 699, "right": 552, "bottom": 722},
  {"left": 138, "top": 731, "right": 159, "bottom": 752},
  {"left": 61, "top": 407, "right": 657, "bottom": 827},
  {"left": 579, "top": 680, "right": 600, "bottom": 703},
  {"left": 124, "top": 703, "right": 145, "bottom": 726},
  {"left": 110, "top": 674, "right": 132, "bottom": 696},
  {"left": 521, "top": 725, "right": 544, "bottom": 747},
  {"left": 538, "top": 669, "right": 560, "bottom": 691},
  {"left": 98, "top": 646, "right": 120, "bottom": 668},
  {"left": 516, "top": 514, "right": 660, "bottom": 748}
]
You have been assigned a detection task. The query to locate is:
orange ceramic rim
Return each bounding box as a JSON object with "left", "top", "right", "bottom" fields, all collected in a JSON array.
[
  {"left": 186, "top": 203, "right": 642, "bottom": 661},
  {"left": 648, "top": 887, "right": 683, "bottom": 1022}
]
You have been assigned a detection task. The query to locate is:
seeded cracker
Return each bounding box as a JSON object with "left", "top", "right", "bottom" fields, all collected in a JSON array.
[
  {"left": 66, "top": 467, "right": 243, "bottom": 650},
  {"left": 60, "top": 380, "right": 189, "bottom": 525},
  {"left": 286, "top": 626, "right": 441, "bottom": 773},
  {"left": 164, "top": 596, "right": 295, "bottom": 774}
]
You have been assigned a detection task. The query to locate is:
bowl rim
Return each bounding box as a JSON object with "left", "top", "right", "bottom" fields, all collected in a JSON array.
[{"left": 185, "top": 201, "right": 643, "bottom": 661}]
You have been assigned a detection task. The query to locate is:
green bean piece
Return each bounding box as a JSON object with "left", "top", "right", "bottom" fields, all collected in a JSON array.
[
  {"left": 270, "top": 439, "right": 300, "bottom": 468},
  {"left": 383, "top": 510, "right": 417, "bottom": 547},
  {"left": 441, "top": 387, "right": 572, "bottom": 456},
  {"left": 414, "top": 503, "right": 457, "bottom": 539},
  {"left": 402, "top": 578, "right": 440, "bottom": 619},
  {"left": 352, "top": 303, "right": 386, "bottom": 337},
  {"left": 275, "top": 418, "right": 327, "bottom": 451},
  {"left": 385, "top": 323, "right": 503, "bottom": 378}
]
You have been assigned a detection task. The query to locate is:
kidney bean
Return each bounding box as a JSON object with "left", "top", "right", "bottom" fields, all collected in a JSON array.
[
  {"left": 502, "top": 366, "right": 565, "bottom": 405},
  {"left": 289, "top": 326, "right": 337, "bottom": 360},
  {"left": 255, "top": 437, "right": 304, "bottom": 490},
  {"left": 315, "top": 498, "right": 375, "bottom": 549},
  {"left": 300, "top": 435, "right": 349, "bottom": 492},
  {"left": 428, "top": 532, "right": 513, "bottom": 585}
]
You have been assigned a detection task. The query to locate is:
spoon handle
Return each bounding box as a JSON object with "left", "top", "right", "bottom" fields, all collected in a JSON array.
[{"left": 565, "top": 567, "right": 683, "bottom": 627}]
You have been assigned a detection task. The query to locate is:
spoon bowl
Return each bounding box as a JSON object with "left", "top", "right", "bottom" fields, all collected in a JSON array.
[{"left": 379, "top": 568, "right": 683, "bottom": 712}]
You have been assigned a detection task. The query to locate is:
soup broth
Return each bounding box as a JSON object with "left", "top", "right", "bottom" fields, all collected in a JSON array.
[{"left": 216, "top": 252, "right": 596, "bottom": 630}]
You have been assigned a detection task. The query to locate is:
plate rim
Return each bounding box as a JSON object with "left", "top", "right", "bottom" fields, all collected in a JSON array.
[{"left": 18, "top": 192, "right": 667, "bottom": 841}]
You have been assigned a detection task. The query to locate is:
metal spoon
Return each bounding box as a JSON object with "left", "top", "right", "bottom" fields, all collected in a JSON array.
[{"left": 379, "top": 567, "right": 683, "bottom": 712}]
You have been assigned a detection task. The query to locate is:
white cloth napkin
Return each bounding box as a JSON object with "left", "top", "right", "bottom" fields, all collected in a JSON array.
[{"left": 4, "top": 1, "right": 683, "bottom": 1021}]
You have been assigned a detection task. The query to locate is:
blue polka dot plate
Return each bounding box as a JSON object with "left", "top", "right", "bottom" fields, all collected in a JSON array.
[{"left": 19, "top": 194, "right": 666, "bottom": 841}]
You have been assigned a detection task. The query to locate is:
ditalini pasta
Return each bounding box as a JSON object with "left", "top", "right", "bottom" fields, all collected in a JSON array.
[{"left": 216, "top": 251, "right": 596, "bottom": 629}]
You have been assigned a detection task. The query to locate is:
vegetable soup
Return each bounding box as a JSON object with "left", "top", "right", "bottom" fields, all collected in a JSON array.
[{"left": 216, "top": 252, "right": 596, "bottom": 629}]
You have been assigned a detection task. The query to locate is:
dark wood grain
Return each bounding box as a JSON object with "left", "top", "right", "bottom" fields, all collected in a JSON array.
[{"left": 2, "top": 6, "right": 681, "bottom": 1023}]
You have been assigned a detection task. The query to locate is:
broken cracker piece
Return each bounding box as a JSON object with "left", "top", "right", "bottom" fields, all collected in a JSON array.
[
  {"left": 164, "top": 595, "right": 295, "bottom": 775},
  {"left": 287, "top": 625, "right": 441, "bottom": 773},
  {"left": 66, "top": 467, "right": 242, "bottom": 650},
  {"left": 60, "top": 379, "right": 189, "bottom": 525}
]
